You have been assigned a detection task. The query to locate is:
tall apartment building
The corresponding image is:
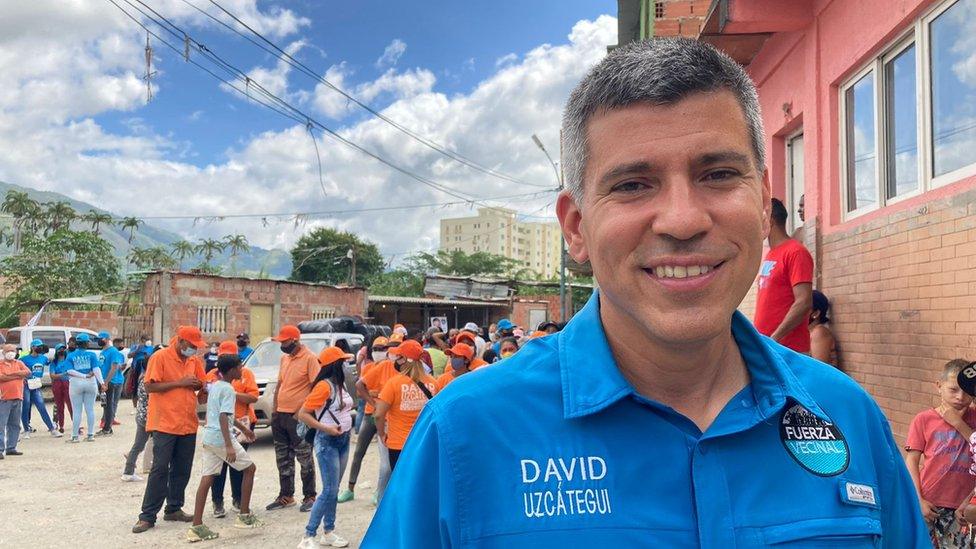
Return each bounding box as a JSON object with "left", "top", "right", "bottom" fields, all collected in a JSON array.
[{"left": 439, "top": 208, "right": 562, "bottom": 279}]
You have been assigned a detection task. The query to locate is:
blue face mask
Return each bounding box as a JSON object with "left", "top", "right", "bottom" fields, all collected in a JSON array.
[{"left": 450, "top": 357, "right": 467, "bottom": 371}]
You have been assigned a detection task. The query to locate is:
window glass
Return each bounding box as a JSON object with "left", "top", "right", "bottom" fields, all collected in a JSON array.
[
  {"left": 884, "top": 44, "right": 919, "bottom": 198},
  {"left": 846, "top": 72, "right": 877, "bottom": 211},
  {"left": 930, "top": 0, "right": 976, "bottom": 176}
]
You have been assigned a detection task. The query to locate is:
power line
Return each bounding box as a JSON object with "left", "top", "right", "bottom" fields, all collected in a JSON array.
[
  {"left": 110, "top": 0, "right": 529, "bottom": 207},
  {"left": 191, "top": 0, "right": 551, "bottom": 189}
]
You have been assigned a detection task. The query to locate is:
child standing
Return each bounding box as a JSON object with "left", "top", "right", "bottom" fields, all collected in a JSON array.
[
  {"left": 906, "top": 359, "right": 976, "bottom": 548},
  {"left": 187, "top": 354, "right": 262, "bottom": 542}
]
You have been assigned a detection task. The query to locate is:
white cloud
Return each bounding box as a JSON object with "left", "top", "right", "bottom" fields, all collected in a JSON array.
[
  {"left": 221, "top": 40, "right": 305, "bottom": 100},
  {"left": 495, "top": 52, "right": 518, "bottom": 67},
  {"left": 376, "top": 38, "right": 407, "bottom": 68},
  {"left": 0, "top": 6, "right": 617, "bottom": 258}
]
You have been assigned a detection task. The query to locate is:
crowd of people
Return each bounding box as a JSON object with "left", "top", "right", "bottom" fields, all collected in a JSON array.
[{"left": 0, "top": 314, "right": 552, "bottom": 546}]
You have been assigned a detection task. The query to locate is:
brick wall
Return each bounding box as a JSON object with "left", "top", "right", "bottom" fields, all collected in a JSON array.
[
  {"left": 146, "top": 272, "right": 366, "bottom": 343},
  {"left": 652, "top": 0, "right": 710, "bottom": 38},
  {"left": 817, "top": 187, "right": 976, "bottom": 443},
  {"left": 17, "top": 309, "right": 120, "bottom": 334},
  {"left": 513, "top": 294, "right": 561, "bottom": 331}
]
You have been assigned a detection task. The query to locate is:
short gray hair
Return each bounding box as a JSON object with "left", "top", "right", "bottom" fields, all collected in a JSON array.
[{"left": 561, "top": 37, "right": 766, "bottom": 204}]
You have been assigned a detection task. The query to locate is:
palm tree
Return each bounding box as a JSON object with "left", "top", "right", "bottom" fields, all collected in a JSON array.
[
  {"left": 43, "top": 201, "right": 77, "bottom": 234},
  {"left": 129, "top": 246, "right": 176, "bottom": 270},
  {"left": 1, "top": 190, "right": 39, "bottom": 251},
  {"left": 170, "top": 240, "right": 195, "bottom": 270},
  {"left": 195, "top": 238, "right": 226, "bottom": 265},
  {"left": 82, "top": 211, "right": 114, "bottom": 235},
  {"left": 224, "top": 233, "right": 250, "bottom": 273},
  {"left": 120, "top": 216, "right": 143, "bottom": 244}
]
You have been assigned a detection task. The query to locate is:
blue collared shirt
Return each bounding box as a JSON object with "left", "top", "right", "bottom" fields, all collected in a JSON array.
[{"left": 364, "top": 293, "right": 927, "bottom": 548}]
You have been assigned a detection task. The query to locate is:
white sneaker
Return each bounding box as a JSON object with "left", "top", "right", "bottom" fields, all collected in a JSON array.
[
  {"left": 50, "top": 429, "right": 63, "bottom": 438},
  {"left": 21, "top": 431, "right": 30, "bottom": 440},
  {"left": 297, "top": 535, "right": 317, "bottom": 549},
  {"left": 319, "top": 532, "right": 349, "bottom": 547},
  {"left": 121, "top": 474, "right": 144, "bottom": 482}
]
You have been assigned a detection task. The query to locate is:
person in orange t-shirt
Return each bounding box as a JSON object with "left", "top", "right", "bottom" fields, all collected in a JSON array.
[
  {"left": 435, "top": 343, "right": 475, "bottom": 392},
  {"left": 204, "top": 340, "right": 259, "bottom": 516},
  {"left": 0, "top": 343, "right": 31, "bottom": 457},
  {"left": 268, "top": 325, "right": 321, "bottom": 512},
  {"left": 374, "top": 340, "right": 437, "bottom": 472},
  {"left": 133, "top": 326, "right": 208, "bottom": 534},
  {"left": 448, "top": 332, "right": 488, "bottom": 373}
]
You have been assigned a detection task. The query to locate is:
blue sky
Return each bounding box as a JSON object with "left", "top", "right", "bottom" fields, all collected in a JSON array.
[
  {"left": 98, "top": 0, "right": 615, "bottom": 167},
  {"left": 0, "top": 1, "right": 618, "bottom": 256}
]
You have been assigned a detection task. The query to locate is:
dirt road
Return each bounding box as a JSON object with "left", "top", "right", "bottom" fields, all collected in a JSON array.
[{"left": 0, "top": 408, "right": 380, "bottom": 548}]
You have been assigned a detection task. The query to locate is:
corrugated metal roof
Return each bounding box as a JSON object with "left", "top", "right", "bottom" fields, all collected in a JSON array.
[{"left": 368, "top": 295, "right": 510, "bottom": 307}]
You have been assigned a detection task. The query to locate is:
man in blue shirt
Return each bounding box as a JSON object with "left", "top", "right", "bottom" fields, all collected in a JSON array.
[
  {"left": 236, "top": 333, "right": 254, "bottom": 363},
  {"left": 97, "top": 331, "right": 126, "bottom": 436},
  {"left": 364, "top": 38, "right": 927, "bottom": 547}
]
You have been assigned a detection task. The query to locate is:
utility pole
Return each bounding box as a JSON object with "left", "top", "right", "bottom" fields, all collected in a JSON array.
[
  {"left": 532, "top": 133, "right": 568, "bottom": 322},
  {"left": 347, "top": 247, "right": 357, "bottom": 286}
]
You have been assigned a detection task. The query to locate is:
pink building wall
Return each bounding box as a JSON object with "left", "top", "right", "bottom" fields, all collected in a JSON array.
[{"left": 722, "top": 0, "right": 976, "bottom": 443}]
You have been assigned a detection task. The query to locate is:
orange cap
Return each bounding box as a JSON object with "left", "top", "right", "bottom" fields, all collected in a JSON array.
[
  {"left": 177, "top": 326, "right": 207, "bottom": 349},
  {"left": 445, "top": 343, "right": 473, "bottom": 360},
  {"left": 456, "top": 331, "right": 476, "bottom": 345},
  {"left": 372, "top": 336, "right": 390, "bottom": 348},
  {"left": 388, "top": 332, "right": 404, "bottom": 344},
  {"left": 388, "top": 339, "right": 423, "bottom": 361},
  {"left": 319, "top": 346, "right": 354, "bottom": 366},
  {"left": 217, "top": 340, "right": 239, "bottom": 356},
  {"left": 272, "top": 325, "right": 301, "bottom": 342}
]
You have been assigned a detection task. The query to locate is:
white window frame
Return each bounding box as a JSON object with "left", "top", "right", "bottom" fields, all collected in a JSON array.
[
  {"left": 840, "top": 0, "right": 976, "bottom": 221},
  {"left": 197, "top": 305, "right": 227, "bottom": 334}
]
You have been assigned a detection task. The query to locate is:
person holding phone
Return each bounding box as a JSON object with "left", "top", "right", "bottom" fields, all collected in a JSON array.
[{"left": 296, "top": 346, "right": 355, "bottom": 549}]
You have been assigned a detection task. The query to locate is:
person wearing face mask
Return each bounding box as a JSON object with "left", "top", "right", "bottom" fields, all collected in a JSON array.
[
  {"left": 96, "top": 331, "right": 126, "bottom": 436},
  {"left": 490, "top": 319, "right": 515, "bottom": 356},
  {"left": 65, "top": 334, "right": 104, "bottom": 443},
  {"left": 132, "top": 326, "right": 208, "bottom": 534},
  {"left": 435, "top": 344, "right": 475, "bottom": 392},
  {"left": 267, "top": 325, "right": 320, "bottom": 513},
  {"left": 452, "top": 332, "right": 489, "bottom": 371},
  {"left": 20, "top": 339, "right": 59, "bottom": 438},
  {"left": 0, "top": 343, "right": 31, "bottom": 458},
  {"left": 497, "top": 337, "right": 520, "bottom": 361},
  {"left": 203, "top": 342, "right": 220, "bottom": 373},
  {"left": 49, "top": 344, "right": 73, "bottom": 433},
  {"left": 296, "top": 346, "right": 355, "bottom": 549},
  {"left": 374, "top": 340, "right": 437, "bottom": 473},
  {"left": 236, "top": 333, "right": 253, "bottom": 363},
  {"left": 338, "top": 337, "right": 393, "bottom": 505},
  {"left": 351, "top": 338, "right": 403, "bottom": 505}
]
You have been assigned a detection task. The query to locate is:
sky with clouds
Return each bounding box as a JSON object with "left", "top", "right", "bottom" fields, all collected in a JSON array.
[{"left": 0, "top": 0, "right": 617, "bottom": 259}]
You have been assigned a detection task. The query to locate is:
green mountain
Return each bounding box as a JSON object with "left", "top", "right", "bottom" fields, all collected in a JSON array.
[{"left": 0, "top": 181, "right": 293, "bottom": 278}]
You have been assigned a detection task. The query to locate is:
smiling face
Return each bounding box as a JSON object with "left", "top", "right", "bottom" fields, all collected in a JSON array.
[{"left": 558, "top": 90, "right": 770, "bottom": 346}]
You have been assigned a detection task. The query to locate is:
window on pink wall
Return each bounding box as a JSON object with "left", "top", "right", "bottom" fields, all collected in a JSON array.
[{"left": 839, "top": 0, "right": 976, "bottom": 220}]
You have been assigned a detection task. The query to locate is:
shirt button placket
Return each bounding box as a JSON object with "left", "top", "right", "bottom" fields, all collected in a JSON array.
[{"left": 691, "top": 441, "right": 736, "bottom": 547}]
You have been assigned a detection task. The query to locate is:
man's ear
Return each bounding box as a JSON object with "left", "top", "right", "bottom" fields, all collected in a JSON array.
[{"left": 556, "top": 191, "right": 589, "bottom": 264}]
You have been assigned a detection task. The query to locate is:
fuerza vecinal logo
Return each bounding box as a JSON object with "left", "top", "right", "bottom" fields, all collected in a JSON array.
[{"left": 779, "top": 403, "right": 849, "bottom": 476}]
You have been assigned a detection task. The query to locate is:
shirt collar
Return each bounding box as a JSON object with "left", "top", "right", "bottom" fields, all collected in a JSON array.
[{"left": 559, "top": 291, "right": 826, "bottom": 421}]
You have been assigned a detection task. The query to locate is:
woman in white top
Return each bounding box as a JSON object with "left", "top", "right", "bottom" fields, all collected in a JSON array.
[{"left": 295, "top": 347, "right": 355, "bottom": 549}]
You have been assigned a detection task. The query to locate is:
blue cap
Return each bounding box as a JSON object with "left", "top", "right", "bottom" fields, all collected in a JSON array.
[
  {"left": 55, "top": 343, "right": 65, "bottom": 350},
  {"left": 497, "top": 319, "right": 514, "bottom": 331},
  {"left": 76, "top": 333, "right": 91, "bottom": 343},
  {"left": 98, "top": 331, "right": 110, "bottom": 339},
  {"left": 30, "top": 339, "right": 43, "bottom": 348}
]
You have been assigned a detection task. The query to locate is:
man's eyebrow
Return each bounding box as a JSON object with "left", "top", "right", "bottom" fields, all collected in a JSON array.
[
  {"left": 599, "top": 161, "right": 654, "bottom": 185},
  {"left": 696, "top": 151, "right": 752, "bottom": 166}
]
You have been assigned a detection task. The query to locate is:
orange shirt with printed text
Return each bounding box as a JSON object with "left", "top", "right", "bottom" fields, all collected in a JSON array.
[
  {"left": 275, "top": 346, "right": 321, "bottom": 413},
  {"left": 361, "top": 360, "right": 397, "bottom": 415},
  {"left": 145, "top": 346, "right": 206, "bottom": 435},
  {"left": 205, "top": 367, "right": 259, "bottom": 423},
  {"left": 378, "top": 373, "right": 437, "bottom": 450}
]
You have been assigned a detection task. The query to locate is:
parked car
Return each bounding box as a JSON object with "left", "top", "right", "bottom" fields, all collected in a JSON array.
[{"left": 197, "top": 332, "right": 364, "bottom": 428}]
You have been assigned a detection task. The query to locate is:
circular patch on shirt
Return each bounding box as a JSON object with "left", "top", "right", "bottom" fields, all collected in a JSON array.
[{"left": 780, "top": 403, "right": 849, "bottom": 477}]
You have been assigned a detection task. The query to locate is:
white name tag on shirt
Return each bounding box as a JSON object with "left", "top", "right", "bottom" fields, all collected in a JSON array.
[{"left": 843, "top": 482, "right": 877, "bottom": 507}]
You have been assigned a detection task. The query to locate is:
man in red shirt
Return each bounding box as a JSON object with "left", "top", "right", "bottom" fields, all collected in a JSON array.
[{"left": 753, "top": 198, "right": 814, "bottom": 353}]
